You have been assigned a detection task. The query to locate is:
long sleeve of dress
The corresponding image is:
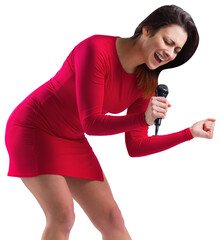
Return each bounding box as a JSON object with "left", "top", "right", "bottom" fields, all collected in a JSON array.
[
  {"left": 73, "top": 40, "right": 147, "bottom": 136},
  {"left": 125, "top": 97, "right": 194, "bottom": 157}
]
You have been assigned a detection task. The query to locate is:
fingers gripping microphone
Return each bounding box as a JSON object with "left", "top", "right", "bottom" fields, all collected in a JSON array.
[{"left": 154, "top": 84, "right": 169, "bottom": 136}]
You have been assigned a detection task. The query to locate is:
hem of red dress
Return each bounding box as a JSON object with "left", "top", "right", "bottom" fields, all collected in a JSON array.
[{"left": 7, "top": 171, "right": 104, "bottom": 181}]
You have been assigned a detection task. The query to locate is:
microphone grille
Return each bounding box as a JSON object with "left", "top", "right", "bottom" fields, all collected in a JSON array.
[{"left": 155, "top": 84, "right": 169, "bottom": 98}]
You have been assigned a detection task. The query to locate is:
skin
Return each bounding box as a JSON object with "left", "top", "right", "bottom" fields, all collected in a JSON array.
[
  {"left": 22, "top": 174, "right": 132, "bottom": 240},
  {"left": 139, "top": 24, "right": 188, "bottom": 70},
  {"left": 21, "top": 24, "right": 215, "bottom": 240}
]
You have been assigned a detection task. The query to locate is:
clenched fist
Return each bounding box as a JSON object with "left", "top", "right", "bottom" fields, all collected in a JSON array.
[{"left": 190, "top": 119, "right": 216, "bottom": 139}]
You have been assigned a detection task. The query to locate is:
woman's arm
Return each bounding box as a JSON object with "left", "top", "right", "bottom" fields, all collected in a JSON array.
[
  {"left": 125, "top": 127, "right": 193, "bottom": 157},
  {"left": 125, "top": 97, "right": 194, "bottom": 157},
  {"left": 74, "top": 39, "right": 147, "bottom": 136}
]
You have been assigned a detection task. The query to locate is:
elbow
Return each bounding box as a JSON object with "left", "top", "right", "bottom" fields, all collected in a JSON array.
[
  {"left": 125, "top": 135, "right": 141, "bottom": 157},
  {"left": 127, "top": 147, "right": 151, "bottom": 158},
  {"left": 82, "top": 122, "right": 96, "bottom": 136},
  {"left": 81, "top": 116, "right": 100, "bottom": 136},
  {"left": 81, "top": 118, "right": 94, "bottom": 135},
  {"left": 127, "top": 151, "right": 138, "bottom": 158},
  {"left": 127, "top": 148, "right": 144, "bottom": 158},
  {"left": 126, "top": 143, "right": 140, "bottom": 158},
  {"left": 125, "top": 139, "right": 151, "bottom": 158},
  {"left": 84, "top": 129, "right": 94, "bottom": 136}
]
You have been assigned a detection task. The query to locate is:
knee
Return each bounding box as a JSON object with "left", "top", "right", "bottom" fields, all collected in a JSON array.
[
  {"left": 101, "top": 204, "right": 126, "bottom": 234},
  {"left": 109, "top": 205, "right": 125, "bottom": 229},
  {"left": 47, "top": 208, "right": 75, "bottom": 233},
  {"left": 60, "top": 210, "right": 75, "bottom": 233}
]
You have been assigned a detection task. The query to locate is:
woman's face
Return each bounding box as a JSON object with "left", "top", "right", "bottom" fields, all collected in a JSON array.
[{"left": 140, "top": 24, "right": 188, "bottom": 70}]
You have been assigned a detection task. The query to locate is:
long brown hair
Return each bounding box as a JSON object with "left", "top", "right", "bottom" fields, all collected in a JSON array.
[{"left": 132, "top": 5, "right": 199, "bottom": 98}]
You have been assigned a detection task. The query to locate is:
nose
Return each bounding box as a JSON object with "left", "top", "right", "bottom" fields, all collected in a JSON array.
[{"left": 164, "top": 48, "right": 175, "bottom": 60}]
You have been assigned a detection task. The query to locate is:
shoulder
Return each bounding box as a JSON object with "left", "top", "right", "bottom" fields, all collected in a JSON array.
[
  {"left": 70, "top": 35, "right": 117, "bottom": 71},
  {"left": 70, "top": 35, "right": 119, "bottom": 71},
  {"left": 74, "top": 35, "right": 118, "bottom": 54}
]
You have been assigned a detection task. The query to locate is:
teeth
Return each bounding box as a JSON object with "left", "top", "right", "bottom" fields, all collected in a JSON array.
[{"left": 156, "top": 52, "right": 165, "bottom": 62}]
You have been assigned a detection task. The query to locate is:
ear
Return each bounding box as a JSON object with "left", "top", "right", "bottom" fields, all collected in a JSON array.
[{"left": 142, "top": 26, "right": 151, "bottom": 36}]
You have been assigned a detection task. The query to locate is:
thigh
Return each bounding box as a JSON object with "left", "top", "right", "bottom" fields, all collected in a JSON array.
[
  {"left": 64, "top": 175, "right": 124, "bottom": 232},
  {"left": 22, "top": 175, "right": 75, "bottom": 221}
]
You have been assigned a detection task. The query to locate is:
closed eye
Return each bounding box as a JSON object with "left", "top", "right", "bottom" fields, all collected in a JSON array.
[
  {"left": 163, "top": 38, "right": 174, "bottom": 46},
  {"left": 163, "top": 38, "right": 181, "bottom": 54}
]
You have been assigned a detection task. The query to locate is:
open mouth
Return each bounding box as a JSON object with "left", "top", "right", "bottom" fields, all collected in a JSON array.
[
  {"left": 154, "top": 53, "right": 162, "bottom": 64},
  {"left": 154, "top": 52, "right": 164, "bottom": 64}
]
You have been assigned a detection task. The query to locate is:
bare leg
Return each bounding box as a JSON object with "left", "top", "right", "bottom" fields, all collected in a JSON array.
[
  {"left": 22, "top": 175, "right": 75, "bottom": 240},
  {"left": 65, "top": 175, "right": 132, "bottom": 240}
]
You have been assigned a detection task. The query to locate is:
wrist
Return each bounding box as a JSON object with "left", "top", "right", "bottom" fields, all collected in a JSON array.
[
  {"left": 189, "top": 126, "right": 196, "bottom": 138},
  {"left": 144, "top": 112, "right": 151, "bottom": 125}
]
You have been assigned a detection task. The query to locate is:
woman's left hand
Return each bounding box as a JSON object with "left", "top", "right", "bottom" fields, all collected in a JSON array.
[{"left": 190, "top": 118, "right": 216, "bottom": 139}]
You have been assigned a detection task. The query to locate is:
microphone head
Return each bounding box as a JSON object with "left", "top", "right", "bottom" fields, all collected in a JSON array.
[{"left": 155, "top": 84, "right": 169, "bottom": 98}]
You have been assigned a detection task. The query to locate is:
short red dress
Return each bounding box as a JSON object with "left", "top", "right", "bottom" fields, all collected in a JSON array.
[{"left": 5, "top": 35, "right": 193, "bottom": 181}]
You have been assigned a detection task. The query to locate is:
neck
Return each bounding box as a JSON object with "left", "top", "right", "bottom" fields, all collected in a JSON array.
[{"left": 116, "top": 36, "right": 144, "bottom": 74}]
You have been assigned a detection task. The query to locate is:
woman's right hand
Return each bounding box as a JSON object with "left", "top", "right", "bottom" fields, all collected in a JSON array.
[{"left": 145, "top": 97, "right": 171, "bottom": 126}]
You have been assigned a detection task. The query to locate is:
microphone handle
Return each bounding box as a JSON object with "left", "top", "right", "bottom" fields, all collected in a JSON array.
[
  {"left": 154, "top": 84, "right": 169, "bottom": 136},
  {"left": 154, "top": 118, "right": 161, "bottom": 136}
]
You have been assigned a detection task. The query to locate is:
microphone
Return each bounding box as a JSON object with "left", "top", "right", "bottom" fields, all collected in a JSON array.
[{"left": 154, "top": 84, "right": 169, "bottom": 136}]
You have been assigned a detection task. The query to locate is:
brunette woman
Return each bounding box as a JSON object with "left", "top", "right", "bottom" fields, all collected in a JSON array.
[{"left": 5, "top": 5, "right": 215, "bottom": 240}]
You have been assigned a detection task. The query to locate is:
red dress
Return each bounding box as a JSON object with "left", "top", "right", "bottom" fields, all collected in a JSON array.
[{"left": 5, "top": 35, "right": 193, "bottom": 181}]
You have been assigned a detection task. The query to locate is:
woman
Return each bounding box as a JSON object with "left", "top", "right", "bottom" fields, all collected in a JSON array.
[{"left": 5, "top": 5, "right": 215, "bottom": 240}]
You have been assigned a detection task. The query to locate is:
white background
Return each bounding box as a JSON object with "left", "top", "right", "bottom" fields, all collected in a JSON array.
[{"left": 0, "top": 0, "right": 220, "bottom": 239}]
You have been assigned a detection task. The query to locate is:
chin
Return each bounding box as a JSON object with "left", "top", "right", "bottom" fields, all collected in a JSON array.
[{"left": 145, "top": 63, "right": 158, "bottom": 70}]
